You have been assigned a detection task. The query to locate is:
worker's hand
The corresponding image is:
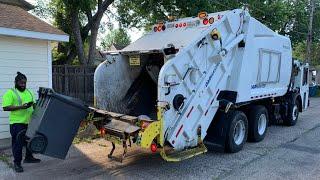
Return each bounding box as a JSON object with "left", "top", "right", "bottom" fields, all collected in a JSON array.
[
  {"left": 21, "top": 102, "right": 33, "bottom": 109},
  {"left": 3, "top": 103, "right": 33, "bottom": 111}
]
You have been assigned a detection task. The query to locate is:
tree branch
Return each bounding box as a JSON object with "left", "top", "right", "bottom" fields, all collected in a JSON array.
[
  {"left": 82, "top": 0, "right": 114, "bottom": 37},
  {"left": 101, "top": 0, "right": 114, "bottom": 12},
  {"left": 85, "top": 9, "right": 93, "bottom": 23},
  {"left": 98, "top": 0, "right": 102, "bottom": 10},
  {"left": 65, "top": 0, "right": 115, "bottom": 65}
]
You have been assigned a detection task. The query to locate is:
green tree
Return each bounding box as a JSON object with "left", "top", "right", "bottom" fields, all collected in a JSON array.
[
  {"left": 33, "top": 0, "right": 114, "bottom": 65},
  {"left": 116, "top": 1, "right": 291, "bottom": 31},
  {"left": 31, "top": 0, "right": 53, "bottom": 20},
  {"left": 115, "top": 0, "right": 320, "bottom": 64},
  {"left": 101, "top": 28, "right": 131, "bottom": 50},
  {"left": 293, "top": 41, "right": 320, "bottom": 66},
  {"left": 32, "top": 0, "right": 320, "bottom": 65}
]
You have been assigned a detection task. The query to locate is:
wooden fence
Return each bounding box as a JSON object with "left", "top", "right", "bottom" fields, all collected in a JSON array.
[{"left": 52, "top": 65, "right": 96, "bottom": 105}]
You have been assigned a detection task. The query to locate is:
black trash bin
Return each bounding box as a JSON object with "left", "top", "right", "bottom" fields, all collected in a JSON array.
[{"left": 26, "top": 87, "right": 90, "bottom": 159}]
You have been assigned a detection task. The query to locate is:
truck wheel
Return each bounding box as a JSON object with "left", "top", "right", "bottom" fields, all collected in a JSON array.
[
  {"left": 248, "top": 105, "right": 268, "bottom": 142},
  {"left": 225, "top": 111, "right": 248, "bottom": 153},
  {"left": 284, "top": 97, "right": 300, "bottom": 126}
]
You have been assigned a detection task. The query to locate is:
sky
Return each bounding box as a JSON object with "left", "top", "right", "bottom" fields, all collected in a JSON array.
[{"left": 26, "top": 0, "right": 143, "bottom": 44}]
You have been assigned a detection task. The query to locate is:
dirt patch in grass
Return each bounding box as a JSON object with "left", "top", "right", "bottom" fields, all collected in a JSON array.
[{"left": 73, "top": 123, "right": 101, "bottom": 144}]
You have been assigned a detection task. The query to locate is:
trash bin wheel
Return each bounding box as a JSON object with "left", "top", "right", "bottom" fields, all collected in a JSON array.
[{"left": 28, "top": 134, "right": 48, "bottom": 154}]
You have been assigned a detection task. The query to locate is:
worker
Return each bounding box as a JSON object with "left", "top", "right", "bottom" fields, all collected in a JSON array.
[{"left": 2, "top": 72, "right": 40, "bottom": 173}]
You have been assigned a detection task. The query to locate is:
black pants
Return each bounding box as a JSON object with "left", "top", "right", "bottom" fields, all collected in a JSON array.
[{"left": 10, "top": 123, "right": 32, "bottom": 165}]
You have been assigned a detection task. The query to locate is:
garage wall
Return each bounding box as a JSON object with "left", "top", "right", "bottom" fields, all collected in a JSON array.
[{"left": 0, "top": 35, "right": 51, "bottom": 139}]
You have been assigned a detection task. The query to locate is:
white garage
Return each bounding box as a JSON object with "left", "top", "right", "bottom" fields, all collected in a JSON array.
[{"left": 0, "top": 1, "right": 69, "bottom": 139}]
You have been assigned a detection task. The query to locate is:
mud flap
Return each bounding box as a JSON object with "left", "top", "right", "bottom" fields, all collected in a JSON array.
[{"left": 204, "top": 111, "right": 230, "bottom": 152}]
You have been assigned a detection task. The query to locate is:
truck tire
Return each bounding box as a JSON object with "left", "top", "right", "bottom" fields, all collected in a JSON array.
[
  {"left": 225, "top": 111, "right": 248, "bottom": 153},
  {"left": 248, "top": 105, "right": 268, "bottom": 142},
  {"left": 284, "top": 95, "right": 300, "bottom": 126}
]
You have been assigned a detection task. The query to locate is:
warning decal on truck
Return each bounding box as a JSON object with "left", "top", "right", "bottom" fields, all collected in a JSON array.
[{"left": 129, "top": 55, "right": 141, "bottom": 66}]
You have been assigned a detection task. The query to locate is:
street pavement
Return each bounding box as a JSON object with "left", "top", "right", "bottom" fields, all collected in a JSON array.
[{"left": 0, "top": 98, "right": 320, "bottom": 180}]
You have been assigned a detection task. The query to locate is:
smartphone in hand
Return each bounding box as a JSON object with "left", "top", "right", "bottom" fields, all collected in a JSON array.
[
  {"left": 27, "top": 102, "right": 34, "bottom": 106},
  {"left": 22, "top": 102, "right": 33, "bottom": 109}
]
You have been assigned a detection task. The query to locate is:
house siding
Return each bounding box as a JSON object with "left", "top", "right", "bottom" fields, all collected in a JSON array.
[{"left": 0, "top": 35, "right": 51, "bottom": 139}]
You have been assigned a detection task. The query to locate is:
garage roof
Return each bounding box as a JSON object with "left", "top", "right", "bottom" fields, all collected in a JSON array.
[{"left": 0, "top": 3, "right": 69, "bottom": 42}]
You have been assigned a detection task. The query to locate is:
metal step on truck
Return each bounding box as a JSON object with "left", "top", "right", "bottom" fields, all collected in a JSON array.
[{"left": 26, "top": 7, "right": 309, "bottom": 162}]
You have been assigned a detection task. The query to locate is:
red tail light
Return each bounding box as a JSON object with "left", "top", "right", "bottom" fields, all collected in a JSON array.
[
  {"left": 157, "top": 26, "right": 162, "bottom": 32},
  {"left": 203, "top": 18, "right": 209, "bottom": 25},
  {"left": 100, "top": 128, "right": 105, "bottom": 137},
  {"left": 150, "top": 143, "right": 157, "bottom": 153}
]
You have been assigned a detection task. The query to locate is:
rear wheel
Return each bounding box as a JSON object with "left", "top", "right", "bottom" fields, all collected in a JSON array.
[
  {"left": 225, "top": 111, "right": 248, "bottom": 153},
  {"left": 248, "top": 105, "right": 269, "bottom": 142},
  {"left": 284, "top": 97, "right": 300, "bottom": 126}
]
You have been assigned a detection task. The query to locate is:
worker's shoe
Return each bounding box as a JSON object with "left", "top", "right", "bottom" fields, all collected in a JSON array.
[
  {"left": 13, "top": 163, "right": 23, "bottom": 173},
  {"left": 23, "top": 156, "right": 41, "bottom": 163}
]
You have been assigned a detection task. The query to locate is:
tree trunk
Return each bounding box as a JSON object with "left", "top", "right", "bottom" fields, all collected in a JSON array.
[
  {"left": 63, "top": 0, "right": 114, "bottom": 65},
  {"left": 87, "top": 14, "right": 104, "bottom": 65},
  {"left": 70, "top": 9, "right": 86, "bottom": 65},
  {"left": 86, "top": 0, "right": 114, "bottom": 65},
  {"left": 66, "top": 48, "right": 77, "bottom": 64}
]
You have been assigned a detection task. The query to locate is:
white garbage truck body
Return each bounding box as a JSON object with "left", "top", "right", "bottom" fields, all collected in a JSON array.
[{"left": 93, "top": 8, "right": 309, "bottom": 161}]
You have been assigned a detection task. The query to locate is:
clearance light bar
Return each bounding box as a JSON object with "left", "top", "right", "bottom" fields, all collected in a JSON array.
[
  {"left": 156, "top": 13, "right": 227, "bottom": 32},
  {"left": 153, "top": 21, "right": 166, "bottom": 32}
]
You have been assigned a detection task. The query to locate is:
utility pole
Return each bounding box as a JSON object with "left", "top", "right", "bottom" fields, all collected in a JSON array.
[{"left": 306, "top": 0, "right": 315, "bottom": 64}]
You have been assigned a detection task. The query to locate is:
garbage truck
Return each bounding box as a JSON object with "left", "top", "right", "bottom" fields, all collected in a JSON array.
[{"left": 26, "top": 8, "right": 309, "bottom": 162}]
